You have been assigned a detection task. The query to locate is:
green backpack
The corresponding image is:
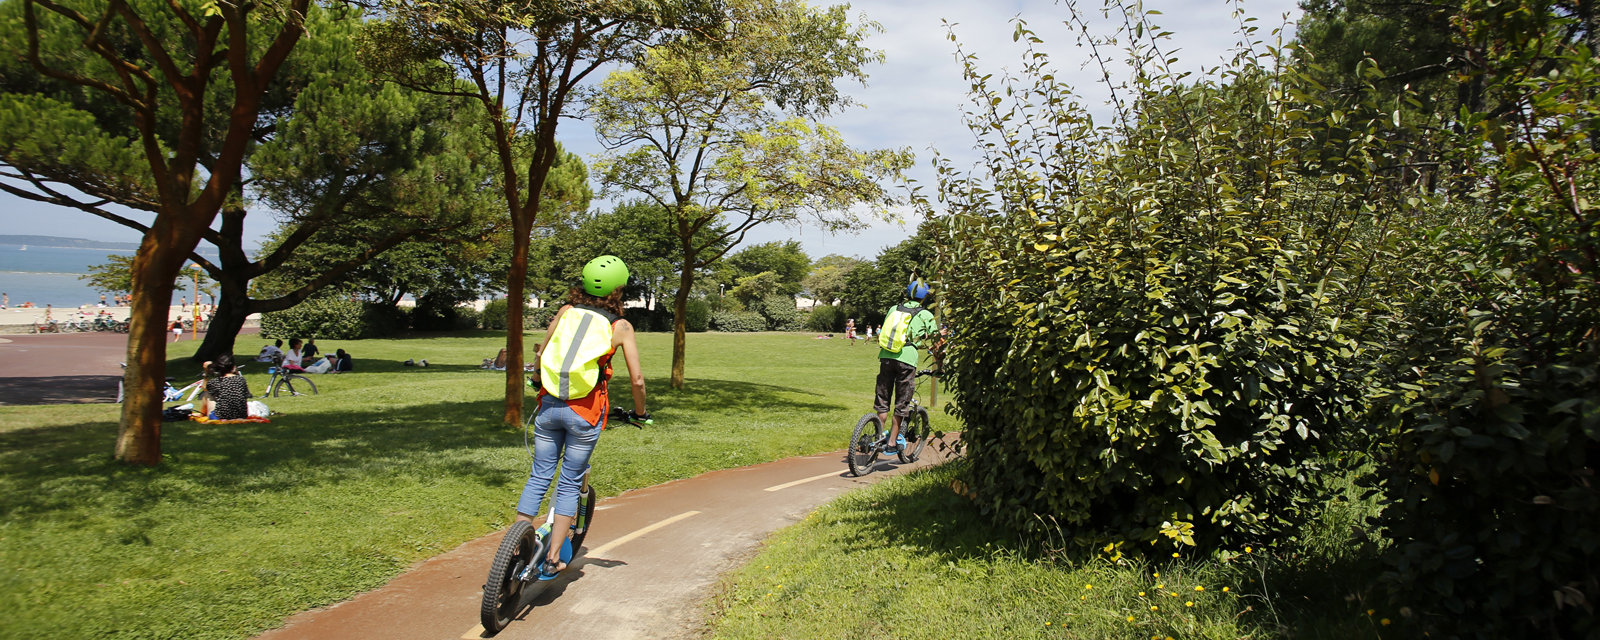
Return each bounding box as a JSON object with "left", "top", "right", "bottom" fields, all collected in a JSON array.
[{"left": 878, "top": 304, "right": 925, "bottom": 353}]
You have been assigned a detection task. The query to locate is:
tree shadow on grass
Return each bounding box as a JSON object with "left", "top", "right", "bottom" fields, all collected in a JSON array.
[
  {"left": 0, "top": 376, "right": 843, "bottom": 530},
  {"left": 0, "top": 398, "right": 517, "bottom": 523}
]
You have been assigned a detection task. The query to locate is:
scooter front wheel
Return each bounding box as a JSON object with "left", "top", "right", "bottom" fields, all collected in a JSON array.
[{"left": 481, "top": 520, "right": 540, "bottom": 632}]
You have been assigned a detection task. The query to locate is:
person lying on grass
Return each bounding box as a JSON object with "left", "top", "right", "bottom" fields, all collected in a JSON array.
[
  {"left": 199, "top": 354, "right": 251, "bottom": 420},
  {"left": 516, "top": 255, "right": 649, "bottom": 578}
]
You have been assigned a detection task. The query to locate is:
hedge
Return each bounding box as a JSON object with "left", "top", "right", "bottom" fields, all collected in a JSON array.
[{"left": 709, "top": 310, "right": 765, "bottom": 332}]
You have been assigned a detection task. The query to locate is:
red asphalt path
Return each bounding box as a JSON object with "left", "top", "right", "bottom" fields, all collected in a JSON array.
[{"left": 256, "top": 448, "right": 948, "bottom": 640}]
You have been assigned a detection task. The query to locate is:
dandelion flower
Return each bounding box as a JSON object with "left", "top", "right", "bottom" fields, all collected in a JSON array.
[
  {"left": 1127, "top": 616, "right": 1135, "bottom": 622},
  {"left": 1195, "top": 586, "right": 1205, "bottom": 592},
  {"left": 1169, "top": 592, "right": 1178, "bottom": 597},
  {"left": 1382, "top": 619, "right": 1392, "bottom": 626},
  {"left": 1151, "top": 605, "right": 1159, "bottom": 611},
  {"left": 1222, "top": 587, "right": 1230, "bottom": 592},
  {"left": 1153, "top": 572, "right": 1160, "bottom": 577},
  {"left": 1172, "top": 552, "right": 1180, "bottom": 558},
  {"left": 1245, "top": 547, "right": 1253, "bottom": 553},
  {"left": 1045, "top": 622, "right": 1051, "bottom": 626},
  {"left": 1156, "top": 584, "right": 1164, "bottom": 589},
  {"left": 1139, "top": 592, "right": 1146, "bottom": 597},
  {"left": 1186, "top": 601, "right": 1194, "bottom": 607},
  {"left": 1367, "top": 609, "right": 1375, "bottom": 616}
]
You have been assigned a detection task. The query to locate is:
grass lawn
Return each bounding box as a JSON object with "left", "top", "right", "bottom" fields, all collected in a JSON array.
[
  {"left": 0, "top": 330, "right": 936, "bottom": 640},
  {"left": 706, "top": 462, "right": 1395, "bottom": 640}
]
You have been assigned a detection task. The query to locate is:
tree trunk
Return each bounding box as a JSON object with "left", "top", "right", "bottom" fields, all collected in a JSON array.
[
  {"left": 503, "top": 215, "right": 531, "bottom": 427},
  {"left": 193, "top": 280, "right": 253, "bottom": 363},
  {"left": 115, "top": 235, "right": 187, "bottom": 466},
  {"left": 670, "top": 252, "right": 695, "bottom": 389}
]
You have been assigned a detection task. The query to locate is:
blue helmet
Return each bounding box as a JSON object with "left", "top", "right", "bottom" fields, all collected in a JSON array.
[{"left": 907, "top": 280, "right": 930, "bottom": 300}]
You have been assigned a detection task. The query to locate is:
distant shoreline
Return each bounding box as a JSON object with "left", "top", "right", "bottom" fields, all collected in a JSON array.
[{"left": 0, "top": 235, "right": 142, "bottom": 251}]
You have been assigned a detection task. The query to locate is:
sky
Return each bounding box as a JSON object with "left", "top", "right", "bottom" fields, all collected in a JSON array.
[{"left": 0, "top": 0, "right": 1303, "bottom": 261}]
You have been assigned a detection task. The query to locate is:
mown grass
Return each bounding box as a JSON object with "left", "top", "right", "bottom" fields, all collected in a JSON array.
[
  {"left": 707, "top": 462, "right": 1397, "bottom": 640},
  {"left": 0, "top": 330, "right": 939, "bottom": 640}
]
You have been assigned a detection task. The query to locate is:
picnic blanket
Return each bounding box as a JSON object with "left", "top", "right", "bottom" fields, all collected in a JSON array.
[{"left": 189, "top": 415, "right": 271, "bottom": 424}]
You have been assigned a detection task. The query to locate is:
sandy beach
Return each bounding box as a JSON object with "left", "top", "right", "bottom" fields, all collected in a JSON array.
[{"left": 0, "top": 305, "right": 258, "bottom": 327}]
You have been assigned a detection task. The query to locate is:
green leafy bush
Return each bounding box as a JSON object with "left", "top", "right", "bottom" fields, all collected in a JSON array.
[
  {"left": 684, "top": 299, "right": 710, "bottom": 332},
  {"left": 409, "top": 295, "right": 470, "bottom": 332},
  {"left": 1361, "top": 6, "right": 1600, "bottom": 635},
  {"left": 361, "top": 303, "right": 410, "bottom": 337},
  {"left": 710, "top": 310, "right": 765, "bottom": 332},
  {"left": 480, "top": 299, "right": 521, "bottom": 331},
  {"left": 755, "top": 295, "right": 803, "bottom": 332},
  {"left": 928, "top": 17, "right": 1397, "bottom": 554},
  {"left": 261, "top": 294, "right": 368, "bottom": 340},
  {"left": 525, "top": 305, "right": 557, "bottom": 331},
  {"left": 806, "top": 304, "right": 842, "bottom": 332}
]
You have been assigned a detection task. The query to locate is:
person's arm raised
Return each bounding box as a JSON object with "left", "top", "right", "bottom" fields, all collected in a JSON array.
[{"left": 614, "top": 320, "right": 647, "bottom": 416}]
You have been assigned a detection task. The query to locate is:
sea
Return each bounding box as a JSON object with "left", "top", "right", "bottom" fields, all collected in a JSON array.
[{"left": 0, "top": 243, "right": 216, "bottom": 308}]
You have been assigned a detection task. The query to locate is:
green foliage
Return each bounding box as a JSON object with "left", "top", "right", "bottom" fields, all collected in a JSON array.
[
  {"left": 684, "top": 299, "right": 711, "bottom": 332},
  {"left": 802, "top": 254, "right": 859, "bottom": 305},
  {"left": 588, "top": 0, "right": 910, "bottom": 382},
  {"left": 928, "top": 13, "right": 1408, "bottom": 555},
  {"left": 722, "top": 240, "right": 811, "bottom": 296},
  {"left": 1358, "top": 3, "right": 1600, "bottom": 635},
  {"left": 524, "top": 305, "right": 557, "bottom": 331},
  {"left": 361, "top": 303, "right": 411, "bottom": 337},
  {"left": 840, "top": 226, "right": 935, "bottom": 324},
  {"left": 261, "top": 293, "right": 368, "bottom": 340},
  {"left": 409, "top": 295, "right": 474, "bottom": 332},
  {"left": 754, "top": 294, "right": 804, "bottom": 332},
  {"left": 77, "top": 254, "right": 135, "bottom": 296},
  {"left": 710, "top": 310, "right": 766, "bottom": 332},
  {"left": 729, "top": 271, "right": 783, "bottom": 305},
  {"left": 806, "top": 304, "right": 843, "bottom": 332},
  {"left": 479, "top": 299, "right": 529, "bottom": 331}
]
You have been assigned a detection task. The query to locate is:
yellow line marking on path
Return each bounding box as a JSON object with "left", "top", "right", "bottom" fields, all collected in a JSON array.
[
  {"left": 588, "top": 510, "right": 701, "bottom": 558},
  {"left": 461, "top": 624, "right": 486, "bottom": 639},
  {"left": 764, "top": 470, "right": 844, "bottom": 492}
]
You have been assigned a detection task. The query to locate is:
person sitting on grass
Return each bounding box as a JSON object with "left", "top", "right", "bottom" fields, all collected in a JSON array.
[
  {"left": 282, "top": 338, "right": 305, "bottom": 371},
  {"left": 199, "top": 354, "right": 251, "bottom": 420},
  {"left": 257, "top": 339, "right": 284, "bottom": 362},
  {"left": 517, "top": 255, "right": 650, "bottom": 578},
  {"left": 334, "top": 348, "right": 353, "bottom": 372},
  {"left": 483, "top": 348, "right": 509, "bottom": 370}
]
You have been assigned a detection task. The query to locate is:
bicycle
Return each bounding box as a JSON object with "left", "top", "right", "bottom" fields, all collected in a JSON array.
[
  {"left": 847, "top": 368, "right": 937, "bottom": 477},
  {"left": 480, "top": 405, "right": 650, "bottom": 633},
  {"left": 262, "top": 355, "right": 318, "bottom": 398}
]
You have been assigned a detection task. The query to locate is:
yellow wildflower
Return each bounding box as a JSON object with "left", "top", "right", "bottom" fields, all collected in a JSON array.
[
  {"left": 1195, "top": 586, "right": 1205, "bottom": 591},
  {"left": 1127, "top": 616, "right": 1135, "bottom": 622},
  {"left": 1186, "top": 601, "right": 1194, "bottom": 607},
  {"left": 1245, "top": 547, "right": 1252, "bottom": 553},
  {"left": 1138, "top": 592, "right": 1146, "bottom": 597},
  {"left": 1222, "top": 587, "right": 1230, "bottom": 592},
  {"left": 1151, "top": 605, "right": 1159, "bottom": 611},
  {"left": 1367, "top": 609, "right": 1375, "bottom": 616},
  {"left": 1382, "top": 619, "right": 1392, "bottom": 626}
]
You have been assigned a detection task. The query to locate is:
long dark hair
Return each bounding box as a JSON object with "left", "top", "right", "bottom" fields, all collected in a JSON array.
[
  {"left": 207, "top": 353, "right": 236, "bottom": 377},
  {"left": 567, "top": 287, "right": 625, "bottom": 317}
]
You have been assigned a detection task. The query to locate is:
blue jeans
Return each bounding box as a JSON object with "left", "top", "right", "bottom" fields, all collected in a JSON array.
[{"left": 516, "top": 395, "right": 601, "bottom": 518}]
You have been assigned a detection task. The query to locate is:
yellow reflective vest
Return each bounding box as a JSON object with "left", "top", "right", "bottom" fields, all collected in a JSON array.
[{"left": 540, "top": 305, "right": 619, "bottom": 400}]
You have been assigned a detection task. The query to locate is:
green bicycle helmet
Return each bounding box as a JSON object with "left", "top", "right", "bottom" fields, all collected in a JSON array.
[{"left": 582, "top": 255, "right": 630, "bottom": 296}]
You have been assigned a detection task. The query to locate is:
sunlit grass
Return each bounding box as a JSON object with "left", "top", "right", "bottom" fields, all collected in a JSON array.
[
  {"left": 0, "top": 330, "right": 937, "bottom": 640},
  {"left": 707, "top": 462, "right": 1393, "bottom": 640}
]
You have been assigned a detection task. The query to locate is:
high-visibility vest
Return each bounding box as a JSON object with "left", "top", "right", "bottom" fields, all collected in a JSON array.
[
  {"left": 878, "top": 303, "right": 927, "bottom": 353},
  {"left": 540, "top": 305, "right": 618, "bottom": 400}
]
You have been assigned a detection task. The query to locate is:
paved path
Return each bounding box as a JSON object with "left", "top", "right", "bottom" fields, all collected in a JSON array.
[
  {"left": 257, "top": 447, "right": 948, "bottom": 640},
  {"left": 0, "top": 327, "right": 255, "bottom": 405}
]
